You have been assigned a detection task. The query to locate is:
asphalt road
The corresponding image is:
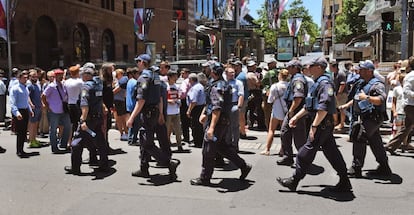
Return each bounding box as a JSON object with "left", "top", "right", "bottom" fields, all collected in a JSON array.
[{"left": 0, "top": 120, "right": 413, "bottom": 215}]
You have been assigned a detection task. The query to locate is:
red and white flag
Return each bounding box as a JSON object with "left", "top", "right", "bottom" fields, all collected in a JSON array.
[
  {"left": 0, "top": 0, "right": 7, "bottom": 41},
  {"left": 134, "top": 8, "right": 144, "bottom": 40}
]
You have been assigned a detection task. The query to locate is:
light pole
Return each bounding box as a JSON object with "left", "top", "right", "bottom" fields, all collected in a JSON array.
[{"left": 171, "top": 20, "right": 179, "bottom": 61}]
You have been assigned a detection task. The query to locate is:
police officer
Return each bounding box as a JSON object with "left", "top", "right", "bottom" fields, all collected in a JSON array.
[
  {"left": 190, "top": 64, "right": 252, "bottom": 186},
  {"left": 277, "top": 57, "right": 352, "bottom": 192},
  {"left": 347, "top": 60, "right": 392, "bottom": 178},
  {"left": 277, "top": 59, "right": 308, "bottom": 166},
  {"left": 127, "top": 54, "right": 179, "bottom": 180},
  {"left": 64, "top": 67, "right": 109, "bottom": 175}
]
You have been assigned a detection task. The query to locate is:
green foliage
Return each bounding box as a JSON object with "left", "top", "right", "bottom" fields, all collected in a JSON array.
[
  {"left": 335, "top": 0, "right": 367, "bottom": 43},
  {"left": 254, "top": 0, "right": 320, "bottom": 48}
]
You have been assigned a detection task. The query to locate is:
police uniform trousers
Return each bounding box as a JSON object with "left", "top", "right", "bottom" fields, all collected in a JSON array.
[
  {"left": 139, "top": 109, "right": 170, "bottom": 170},
  {"left": 280, "top": 113, "right": 308, "bottom": 159},
  {"left": 14, "top": 109, "right": 29, "bottom": 154},
  {"left": 190, "top": 105, "right": 204, "bottom": 148},
  {"left": 180, "top": 98, "right": 191, "bottom": 142},
  {"left": 294, "top": 116, "right": 347, "bottom": 180},
  {"left": 352, "top": 117, "right": 388, "bottom": 168},
  {"left": 200, "top": 123, "right": 248, "bottom": 180},
  {"left": 71, "top": 118, "right": 108, "bottom": 171},
  {"left": 387, "top": 105, "right": 414, "bottom": 151},
  {"left": 156, "top": 121, "right": 172, "bottom": 159}
]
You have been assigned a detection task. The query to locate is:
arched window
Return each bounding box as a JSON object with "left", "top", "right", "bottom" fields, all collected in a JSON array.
[
  {"left": 102, "top": 29, "right": 115, "bottom": 61},
  {"left": 73, "top": 24, "right": 90, "bottom": 63}
]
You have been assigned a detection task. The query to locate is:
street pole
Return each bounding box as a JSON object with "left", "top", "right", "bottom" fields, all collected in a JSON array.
[
  {"left": 331, "top": 0, "right": 335, "bottom": 60},
  {"left": 6, "top": 0, "right": 12, "bottom": 79},
  {"left": 402, "top": 0, "right": 408, "bottom": 59},
  {"left": 176, "top": 19, "right": 179, "bottom": 61},
  {"left": 235, "top": 0, "right": 240, "bottom": 29}
]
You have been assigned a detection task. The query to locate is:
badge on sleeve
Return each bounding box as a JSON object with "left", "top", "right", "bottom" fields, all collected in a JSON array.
[
  {"left": 295, "top": 82, "right": 303, "bottom": 90},
  {"left": 327, "top": 87, "right": 334, "bottom": 96},
  {"left": 141, "top": 81, "right": 148, "bottom": 89},
  {"left": 81, "top": 89, "right": 88, "bottom": 97}
]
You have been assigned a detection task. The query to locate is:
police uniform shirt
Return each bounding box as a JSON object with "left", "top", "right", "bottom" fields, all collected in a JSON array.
[
  {"left": 135, "top": 69, "right": 161, "bottom": 106},
  {"left": 209, "top": 81, "right": 225, "bottom": 112},
  {"left": 366, "top": 80, "right": 386, "bottom": 104},
  {"left": 228, "top": 79, "right": 244, "bottom": 103},
  {"left": 289, "top": 73, "right": 307, "bottom": 100},
  {"left": 80, "top": 80, "right": 102, "bottom": 108},
  {"left": 310, "top": 77, "right": 335, "bottom": 112}
]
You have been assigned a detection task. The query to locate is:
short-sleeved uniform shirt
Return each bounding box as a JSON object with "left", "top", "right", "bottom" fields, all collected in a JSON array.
[
  {"left": 312, "top": 78, "right": 336, "bottom": 112},
  {"left": 80, "top": 79, "right": 103, "bottom": 115},
  {"left": 136, "top": 69, "right": 161, "bottom": 106},
  {"left": 285, "top": 73, "right": 307, "bottom": 109},
  {"left": 187, "top": 82, "right": 206, "bottom": 106}
]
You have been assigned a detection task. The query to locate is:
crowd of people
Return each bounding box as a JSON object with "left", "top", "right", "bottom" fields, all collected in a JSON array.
[{"left": 1, "top": 53, "right": 414, "bottom": 192}]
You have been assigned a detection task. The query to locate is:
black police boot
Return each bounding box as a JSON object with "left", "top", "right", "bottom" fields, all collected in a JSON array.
[
  {"left": 276, "top": 157, "right": 294, "bottom": 166},
  {"left": 329, "top": 176, "right": 352, "bottom": 193},
  {"left": 370, "top": 163, "right": 392, "bottom": 177},
  {"left": 347, "top": 166, "right": 362, "bottom": 178},
  {"left": 240, "top": 164, "right": 252, "bottom": 180},
  {"left": 131, "top": 169, "right": 150, "bottom": 178},
  {"left": 276, "top": 176, "right": 299, "bottom": 191},
  {"left": 168, "top": 160, "right": 180, "bottom": 180},
  {"left": 64, "top": 166, "right": 81, "bottom": 175},
  {"left": 190, "top": 177, "right": 210, "bottom": 186}
]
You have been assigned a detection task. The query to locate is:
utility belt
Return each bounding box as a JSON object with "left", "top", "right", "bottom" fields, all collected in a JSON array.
[
  {"left": 142, "top": 105, "right": 159, "bottom": 119},
  {"left": 88, "top": 113, "right": 102, "bottom": 119},
  {"left": 314, "top": 115, "right": 334, "bottom": 130},
  {"left": 360, "top": 110, "right": 383, "bottom": 122},
  {"left": 207, "top": 114, "right": 230, "bottom": 126}
]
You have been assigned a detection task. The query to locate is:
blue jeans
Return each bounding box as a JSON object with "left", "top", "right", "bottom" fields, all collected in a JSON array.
[{"left": 48, "top": 111, "right": 71, "bottom": 151}]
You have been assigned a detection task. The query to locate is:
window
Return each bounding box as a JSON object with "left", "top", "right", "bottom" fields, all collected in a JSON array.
[
  {"left": 102, "top": 30, "right": 115, "bottom": 61},
  {"left": 101, "top": 0, "right": 114, "bottom": 11},
  {"left": 73, "top": 24, "right": 90, "bottom": 63},
  {"left": 123, "top": 1, "right": 127, "bottom": 15},
  {"left": 78, "top": 0, "right": 89, "bottom": 3}
]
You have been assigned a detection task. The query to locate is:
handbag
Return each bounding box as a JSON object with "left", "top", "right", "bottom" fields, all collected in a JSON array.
[{"left": 57, "top": 85, "right": 69, "bottom": 113}]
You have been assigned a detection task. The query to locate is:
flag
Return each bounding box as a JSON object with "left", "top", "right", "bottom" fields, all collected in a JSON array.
[
  {"left": 266, "top": 0, "right": 288, "bottom": 29},
  {"left": 287, "top": 18, "right": 302, "bottom": 37},
  {"left": 208, "top": 34, "right": 216, "bottom": 47},
  {"left": 0, "top": 0, "right": 7, "bottom": 41},
  {"left": 134, "top": 8, "right": 144, "bottom": 40},
  {"left": 240, "top": 0, "right": 249, "bottom": 21},
  {"left": 134, "top": 8, "right": 154, "bottom": 41}
]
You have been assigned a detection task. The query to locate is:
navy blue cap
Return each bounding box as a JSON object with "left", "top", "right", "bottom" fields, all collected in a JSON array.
[
  {"left": 358, "top": 60, "right": 375, "bottom": 71},
  {"left": 286, "top": 59, "right": 302, "bottom": 68},
  {"left": 134, "top": 54, "right": 151, "bottom": 63},
  {"left": 307, "top": 57, "right": 328, "bottom": 68}
]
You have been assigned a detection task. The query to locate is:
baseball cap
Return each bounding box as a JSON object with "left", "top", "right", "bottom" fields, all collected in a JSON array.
[
  {"left": 358, "top": 60, "right": 375, "bottom": 71},
  {"left": 134, "top": 54, "right": 151, "bottom": 63},
  {"left": 265, "top": 57, "right": 277, "bottom": 64},
  {"left": 54, "top": 69, "right": 64, "bottom": 75},
  {"left": 80, "top": 67, "right": 95, "bottom": 75},
  {"left": 307, "top": 57, "right": 328, "bottom": 68},
  {"left": 231, "top": 60, "right": 242, "bottom": 66},
  {"left": 82, "top": 62, "right": 95, "bottom": 69},
  {"left": 246, "top": 60, "right": 256, "bottom": 67},
  {"left": 285, "top": 59, "right": 302, "bottom": 68}
]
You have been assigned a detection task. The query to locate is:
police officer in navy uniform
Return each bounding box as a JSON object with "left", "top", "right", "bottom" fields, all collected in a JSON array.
[
  {"left": 347, "top": 60, "right": 392, "bottom": 178},
  {"left": 190, "top": 64, "right": 252, "bottom": 186},
  {"left": 65, "top": 67, "right": 109, "bottom": 175},
  {"left": 277, "top": 59, "right": 308, "bottom": 166},
  {"left": 127, "top": 54, "right": 179, "bottom": 180},
  {"left": 277, "top": 57, "right": 352, "bottom": 192}
]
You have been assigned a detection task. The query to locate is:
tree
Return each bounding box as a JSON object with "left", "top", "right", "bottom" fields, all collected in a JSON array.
[
  {"left": 254, "top": 0, "right": 319, "bottom": 49},
  {"left": 335, "top": 0, "right": 367, "bottom": 43}
]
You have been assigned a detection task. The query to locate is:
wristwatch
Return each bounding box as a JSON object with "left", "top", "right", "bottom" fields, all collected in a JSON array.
[{"left": 366, "top": 96, "right": 370, "bottom": 101}]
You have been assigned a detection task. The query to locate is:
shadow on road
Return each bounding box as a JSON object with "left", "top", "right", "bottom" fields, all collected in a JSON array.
[
  {"left": 363, "top": 171, "right": 403, "bottom": 185},
  {"left": 295, "top": 187, "right": 356, "bottom": 202},
  {"left": 108, "top": 148, "right": 127, "bottom": 155},
  {"left": 138, "top": 174, "right": 180, "bottom": 186},
  {"left": 213, "top": 178, "right": 255, "bottom": 193},
  {"left": 91, "top": 159, "right": 117, "bottom": 180}
]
